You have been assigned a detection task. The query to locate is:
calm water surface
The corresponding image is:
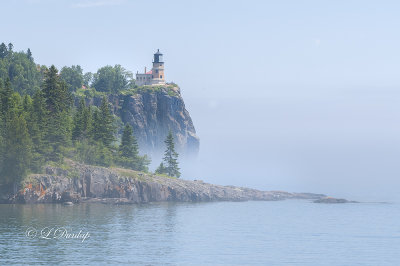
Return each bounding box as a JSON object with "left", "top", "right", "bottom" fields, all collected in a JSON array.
[{"left": 0, "top": 200, "right": 399, "bottom": 265}]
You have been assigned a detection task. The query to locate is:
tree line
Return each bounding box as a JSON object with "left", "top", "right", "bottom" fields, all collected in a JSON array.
[
  {"left": 0, "top": 42, "right": 134, "bottom": 95},
  {"left": 0, "top": 43, "right": 181, "bottom": 192}
]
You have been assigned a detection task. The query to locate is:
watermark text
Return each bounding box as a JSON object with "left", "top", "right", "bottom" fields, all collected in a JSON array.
[{"left": 25, "top": 227, "right": 90, "bottom": 242}]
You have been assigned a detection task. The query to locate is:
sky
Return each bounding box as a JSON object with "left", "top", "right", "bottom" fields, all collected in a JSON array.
[{"left": 1, "top": 0, "right": 400, "bottom": 201}]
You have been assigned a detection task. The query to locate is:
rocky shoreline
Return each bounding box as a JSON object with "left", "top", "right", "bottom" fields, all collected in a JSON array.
[
  {"left": 313, "top": 197, "right": 358, "bottom": 204},
  {"left": 0, "top": 160, "right": 351, "bottom": 204}
]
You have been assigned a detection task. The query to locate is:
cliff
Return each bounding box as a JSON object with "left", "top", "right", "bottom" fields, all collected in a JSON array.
[
  {"left": 0, "top": 160, "right": 326, "bottom": 204},
  {"left": 79, "top": 85, "right": 199, "bottom": 156}
]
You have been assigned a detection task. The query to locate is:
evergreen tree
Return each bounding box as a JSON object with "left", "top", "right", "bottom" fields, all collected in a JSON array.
[
  {"left": 94, "top": 142, "right": 113, "bottom": 167},
  {"left": 155, "top": 162, "right": 166, "bottom": 175},
  {"left": 2, "top": 113, "right": 32, "bottom": 193},
  {"left": 42, "top": 65, "right": 72, "bottom": 113},
  {"left": 92, "top": 96, "right": 115, "bottom": 147},
  {"left": 0, "top": 43, "right": 7, "bottom": 59},
  {"left": 11, "top": 92, "right": 23, "bottom": 114},
  {"left": 27, "top": 89, "right": 49, "bottom": 171},
  {"left": 117, "top": 124, "right": 150, "bottom": 171},
  {"left": 82, "top": 104, "right": 93, "bottom": 139},
  {"left": 0, "top": 43, "right": 164, "bottom": 189},
  {"left": 157, "top": 130, "right": 180, "bottom": 178},
  {"left": 0, "top": 47, "right": 42, "bottom": 95},
  {"left": 30, "top": 90, "right": 48, "bottom": 145},
  {"left": 119, "top": 124, "right": 139, "bottom": 159},
  {"left": 46, "top": 111, "right": 71, "bottom": 162},
  {"left": 22, "top": 95, "right": 32, "bottom": 113},
  {"left": 27, "top": 48, "right": 32, "bottom": 61},
  {"left": 41, "top": 66, "right": 72, "bottom": 161},
  {"left": 7, "top": 43, "right": 13, "bottom": 53},
  {"left": 72, "top": 98, "right": 92, "bottom": 140},
  {"left": 0, "top": 78, "right": 14, "bottom": 117}
]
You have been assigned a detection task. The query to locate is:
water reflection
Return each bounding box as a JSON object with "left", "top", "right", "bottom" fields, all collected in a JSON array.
[
  {"left": 1, "top": 201, "right": 399, "bottom": 265},
  {"left": 0, "top": 203, "right": 179, "bottom": 265}
]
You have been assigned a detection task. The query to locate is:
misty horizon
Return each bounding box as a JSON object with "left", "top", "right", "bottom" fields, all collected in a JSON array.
[{"left": 2, "top": 0, "right": 400, "bottom": 202}]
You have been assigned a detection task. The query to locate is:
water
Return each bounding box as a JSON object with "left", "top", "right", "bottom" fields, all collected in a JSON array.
[{"left": 0, "top": 200, "right": 399, "bottom": 265}]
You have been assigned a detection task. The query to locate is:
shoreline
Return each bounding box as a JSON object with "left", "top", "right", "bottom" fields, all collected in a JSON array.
[{"left": 0, "top": 160, "right": 354, "bottom": 205}]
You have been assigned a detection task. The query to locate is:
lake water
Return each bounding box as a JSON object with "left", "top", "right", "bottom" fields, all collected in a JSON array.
[{"left": 0, "top": 200, "right": 399, "bottom": 265}]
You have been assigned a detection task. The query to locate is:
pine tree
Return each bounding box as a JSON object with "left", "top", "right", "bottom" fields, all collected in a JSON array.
[
  {"left": 46, "top": 111, "right": 71, "bottom": 162},
  {"left": 30, "top": 90, "right": 48, "bottom": 145},
  {"left": 157, "top": 130, "right": 180, "bottom": 178},
  {"left": 83, "top": 105, "right": 93, "bottom": 137},
  {"left": 92, "top": 96, "right": 115, "bottom": 147},
  {"left": 2, "top": 113, "right": 32, "bottom": 193},
  {"left": 42, "top": 65, "right": 72, "bottom": 113},
  {"left": 72, "top": 98, "right": 92, "bottom": 140},
  {"left": 41, "top": 66, "right": 72, "bottom": 162},
  {"left": 1, "top": 78, "right": 14, "bottom": 117},
  {"left": 155, "top": 162, "right": 166, "bottom": 175},
  {"left": 115, "top": 124, "right": 151, "bottom": 171},
  {"left": 22, "top": 95, "right": 32, "bottom": 113},
  {"left": 7, "top": 43, "right": 13, "bottom": 54},
  {"left": 118, "top": 124, "right": 138, "bottom": 168},
  {"left": 0, "top": 42, "right": 7, "bottom": 59},
  {"left": 119, "top": 124, "right": 139, "bottom": 159},
  {"left": 27, "top": 48, "right": 33, "bottom": 61},
  {"left": 27, "top": 89, "right": 49, "bottom": 170}
]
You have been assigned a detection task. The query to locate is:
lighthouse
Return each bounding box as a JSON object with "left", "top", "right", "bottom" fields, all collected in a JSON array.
[
  {"left": 135, "top": 49, "right": 166, "bottom": 86},
  {"left": 151, "top": 49, "right": 165, "bottom": 85}
]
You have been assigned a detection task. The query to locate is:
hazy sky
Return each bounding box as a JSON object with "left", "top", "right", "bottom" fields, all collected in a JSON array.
[{"left": 2, "top": 0, "right": 400, "bottom": 201}]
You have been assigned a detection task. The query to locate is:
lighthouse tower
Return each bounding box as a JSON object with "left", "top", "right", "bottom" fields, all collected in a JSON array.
[
  {"left": 135, "top": 49, "right": 166, "bottom": 86},
  {"left": 151, "top": 49, "right": 165, "bottom": 85}
]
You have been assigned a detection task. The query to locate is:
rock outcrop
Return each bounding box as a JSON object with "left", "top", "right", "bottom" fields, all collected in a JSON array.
[
  {"left": 79, "top": 85, "right": 199, "bottom": 156},
  {"left": 1, "top": 161, "right": 328, "bottom": 204},
  {"left": 314, "top": 197, "right": 358, "bottom": 204}
]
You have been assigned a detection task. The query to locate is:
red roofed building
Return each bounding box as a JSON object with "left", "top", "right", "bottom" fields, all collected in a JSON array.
[{"left": 136, "top": 49, "right": 165, "bottom": 86}]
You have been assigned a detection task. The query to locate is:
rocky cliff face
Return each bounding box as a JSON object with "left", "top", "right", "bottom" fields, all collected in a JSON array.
[
  {"left": 80, "top": 85, "right": 199, "bottom": 156},
  {"left": 0, "top": 161, "right": 326, "bottom": 204},
  {"left": 119, "top": 86, "right": 199, "bottom": 156}
]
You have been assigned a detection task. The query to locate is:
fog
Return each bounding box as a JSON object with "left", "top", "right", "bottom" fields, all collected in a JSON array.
[
  {"left": 2, "top": 0, "right": 400, "bottom": 202},
  {"left": 180, "top": 87, "right": 400, "bottom": 202}
]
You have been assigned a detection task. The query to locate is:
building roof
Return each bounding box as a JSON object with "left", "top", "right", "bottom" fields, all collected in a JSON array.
[
  {"left": 146, "top": 70, "right": 153, "bottom": 74},
  {"left": 154, "top": 49, "right": 162, "bottom": 55}
]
